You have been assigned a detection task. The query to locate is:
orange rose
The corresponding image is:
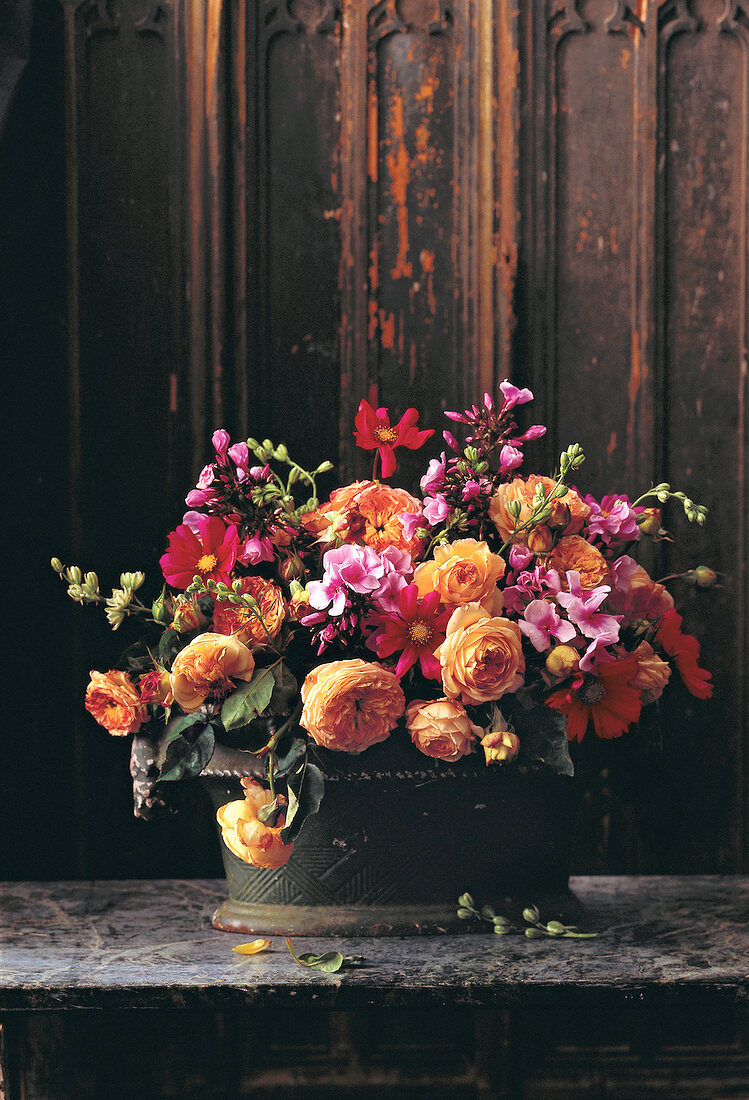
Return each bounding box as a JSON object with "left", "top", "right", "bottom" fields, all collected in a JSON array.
[
  {"left": 300, "top": 658, "right": 405, "bottom": 753},
  {"left": 630, "top": 640, "right": 671, "bottom": 702},
  {"left": 170, "top": 632, "right": 255, "bottom": 713},
  {"left": 438, "top": 603, "right": 525, "bottom": 704},
  {"left": 414, "top": 538, "right": 505, "bottom": 612},
  {"left": 138, "top": 667, "right": 174, "bottom": 707},
  {"left": 405, "top": 698, "right": 482, "bottom": 762},
  {"left": 302, "top": 481, "right": 426, "bottom": 560},
  {"left": 545, "top": 535, "right": 611, "bottom": 591},
  {"left": 85, "top": 669, "right": 147, "bottom": 736},
  {"left": 213, "top": 576, "right": 286, "bottom": 646},
  {"left": 301, "top": 480, "right": 376, "bottom": 542},
  {"left": 216, "top": 778, "right": 292, "bottom": 869},
  {"left": 489, "top": 475, "right": 590, "bottom": 544}
]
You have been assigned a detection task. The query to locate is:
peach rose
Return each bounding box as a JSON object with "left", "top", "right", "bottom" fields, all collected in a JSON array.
[
  {"left": 302, "top": 481, "right": 426, "bottom": 560},
  {"left": 630, "top": 641, "right": 671, "bottom": 702},
  {"left": 414, "top": 538, "right": 505, "bottom": 612},
  {"left": 138, "top": 667, "right": 174, "bottom": 708},
  {"left": 545, "top": 535, "right": 611, "bottom": 591},
  {"left": 170, "top": 632, "right": 255, "bottom": 713},
  {"left": 405, "top": 698, "right": 482, "bottom": 762},
  {"left": 489, "top": 475, "right": 590, "bottom": 544},
  {"left": 438, "top": 603, "right": 525, "bottom": 704},
  {"left": 216, "top": 778, "right": 292, "bottom": 869},
  {"left": 213, "top": 576, "right": 286, "bottom": 646},
  {"left": 85, "top": 669, "right": 147, "bottom": 736},
  {"left": 300, "top": 658, "right": 405, "bottom": 753}
]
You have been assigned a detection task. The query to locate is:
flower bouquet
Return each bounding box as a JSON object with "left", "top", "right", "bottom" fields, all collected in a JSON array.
[{"left": 54, "top": 382, "right": 713, "bottom": 933}]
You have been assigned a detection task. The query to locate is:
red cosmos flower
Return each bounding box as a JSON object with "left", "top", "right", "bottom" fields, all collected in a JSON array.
[
  {"left": 160, "top": 515, "right": 239, "bottom": 590},
  {"left": 656, "top": 609, "right": 713, "bottom": 700},
  {"left": 546, "top": 653, "right": 642, "bottom": 742},
  {"left": 367, "top": 585, "right": 451, "bottom": 680},
  {"left": 354, "top": 399, "right": 434, "bottom": 478}
]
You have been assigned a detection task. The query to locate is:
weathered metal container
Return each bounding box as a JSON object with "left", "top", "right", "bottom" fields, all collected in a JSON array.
[{"left": 199, "top": 735, "right": 578, "bottom": 936}]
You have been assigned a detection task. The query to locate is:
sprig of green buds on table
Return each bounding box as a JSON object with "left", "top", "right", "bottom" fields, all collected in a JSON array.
[{"left": 457, "top": 894, "right": 598, "bottom": 939}]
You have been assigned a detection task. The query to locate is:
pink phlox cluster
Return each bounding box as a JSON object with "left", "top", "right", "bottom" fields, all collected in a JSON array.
[
  {"left": 240, "top": 536, "right": 274, "bottom": 565},
  {"left": 578, "top": 636, "right": 617, "bottom": 674},
  {"left": 555, "top": 571, "right": 622, "bottom": 643},
  {"left": 583, "top": 492, "right": 641, "bottom": 545},
  {"left": 461, "top": 477, "right": 492, "bottom": 503},
  {"left": 519, "top": 599, "right": 577, "bottom": 652},
  {"left": 610, "top": 554, "right": 639, "bottom": 594},
  {"left": 502, "top": 565, "right": 560, "bottom": 614},
  {"left": 306, "top": 544, "right": 412, "bottom": 619}
]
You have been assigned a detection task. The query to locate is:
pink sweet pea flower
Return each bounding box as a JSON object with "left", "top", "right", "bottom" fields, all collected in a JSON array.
[
  {"left": 423, "top": 494, "right": 450, "bottom": 526},
  {"left": 420, "top": 452, "right": 447, "bottom": 494},
  {"left": 556, "top": 572, "right": 622, "bottom": 642},
  {"left": 584, "top": 493, "right": 641, "bottom": 544},
  {"left": 579, "top": 636, "right": 617, "bottom": 673},
  {"left": 518, "top": 599, "right": 577, "bottom": 652},
  {"left": 610, "top": 554, "right": 639, "bottom": 594},
  {"left": 240, "top": 536, "right": 274, "bottom": 565},
  {"left": 228, "top": 442, "right": 250, "bottom": 472},
  {"left": 398, "top": 511, "right": 425, "bottom": 541},
  {"left": 499, "top": 380, "right": 534, "bottom": 409},
  {"left": 509, "top": 545, "right": 534, "bottom": 572}
]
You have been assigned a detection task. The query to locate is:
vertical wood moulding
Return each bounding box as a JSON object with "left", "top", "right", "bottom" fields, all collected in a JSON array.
[
  {"left": 186, "top": 0, "right": 209, "bottom": 460},
  {"left": 339, "top": 1, "right": 369, "bottom": 482},
  {"left": 495, "top": 0, "right": 519, "bottom": 384},
  {"left": 231, "top": 0, "right": 248, "bottom": 433},
  {"left": 477, "top": 0, "right": 496, "bottom": 392}
]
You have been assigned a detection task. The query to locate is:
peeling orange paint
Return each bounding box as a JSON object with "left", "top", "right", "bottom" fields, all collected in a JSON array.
[
  {"left": 368, "top": 299, "right": 378, "bottom": 342},
  {"left": 387, "top": 90, "right": 412, "bottom": 280},
  {"left": 420, "top": 248, "right": 436, "bottom": 316},
  {"left": 607, "top": 432, "right": 617, "bottom": 460},
  {"left": 380, "top": 309, "right": 395, "bottom": 350},
  {"left": 367, "top": 81, "right": 378, "bottom": 182},
  {"left": 620, "top": 47, "right": 631, "bottom": 71},
  {"left": 610, "top": 227, "right": 618, "bottom": 254},
  {"left": 369, "top": 242, "right": 379, "bottom": 292}
]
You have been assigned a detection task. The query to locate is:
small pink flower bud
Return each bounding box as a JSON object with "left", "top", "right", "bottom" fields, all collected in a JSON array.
[{"left": 481, "top": 730, "right": 520, "bottom": 765}]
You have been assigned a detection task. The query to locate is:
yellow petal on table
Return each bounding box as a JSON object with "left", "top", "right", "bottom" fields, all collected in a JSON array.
[{"left": 233, "top": 938, "right": 271, "bottom": 955}]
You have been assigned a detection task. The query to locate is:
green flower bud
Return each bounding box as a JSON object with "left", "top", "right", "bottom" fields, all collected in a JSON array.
[
  {"left": 493, "top": 925, "right": 511, "bottom": 935},
  {"left": 84, "top": 572, "right": 99, "bottom": 591},
  {"left": 545, "top": 920, "right": 566, "bottom": 936},
  {"left": 457, "top": 892, "right": 474, "bottom": 910},
  {"left": 507, "top": 500, "right": 522, "bottom": 519},
  {"left": 67, "top": 584, "right": 84, "bottom": 602},
  {"left": 51, "top": 557, "right": 64, "bottom": 574},
  {"left": 66, "top": 565, "right": 83, "bottom": 584},
  {"left": 525, "top": 927, "right": 544, "bottom": 939},
  {"left": 493, "top": 915, "right": 512, "bottom": 929},
  {"left": 457, "top": 908, "right": 474, "bottom": 920},
  {"left": 316, "top": 460, "right": 334, "bottom": 474},
  {"left": 522, "top": 906, "right": 540, "bottom": 923},
  {"left": 262, "top": 439, "right": 274, "bottom": 453},
  {"left": 273, "top": 444, "right": 289, "bottom": 462},
  {"left": 693, "top": 566, "right": 718, "bottom": 588},
  {"left": 480, "top": 905, "right": 496, "bottom": 920}
]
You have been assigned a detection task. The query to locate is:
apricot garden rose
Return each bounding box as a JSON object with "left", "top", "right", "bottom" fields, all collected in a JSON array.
[
  {"left": 489, "top": 475, "right": 590, "bottom": 544},
  {"left": 545, "top": 535, "right": 611, "bottom": 592},
  {"left": 212, "top": 575, "right": 286, "bottom": 646},
  {"left": 300, "top": 658, "right": 405, "bottom": 753},
  {"left": 170, "top": 632, "right": 255, "bottom": 713},
  {"left": 216, "top": 778, "right": 292, "bottom": 869},
  {"left": 85, "top": 669, "right": 147, "bottom": 736},
  {"left": 414, "top": 538, "right": 505, "bottom": 612},
  {"left": 438, "top": 603, "right": 525, "bottom": 705},
  {"left": 406, "top": 698, "right": 482, "bottom": 762}
]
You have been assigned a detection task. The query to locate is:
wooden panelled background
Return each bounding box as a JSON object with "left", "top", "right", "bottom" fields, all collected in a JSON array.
[{"left": 3, "top": 0, "right": 748, "bottom": 881}]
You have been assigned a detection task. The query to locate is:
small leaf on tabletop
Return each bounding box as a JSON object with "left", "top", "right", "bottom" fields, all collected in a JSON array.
[
  {"left": 233, "top": 939, "right": 271, "bottom": 955},
  {"left": 285, "top": 939, "right": 345, "bottom": 973}
]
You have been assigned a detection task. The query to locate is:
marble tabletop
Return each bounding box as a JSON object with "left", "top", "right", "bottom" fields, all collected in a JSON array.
[{"left": 1, "top": 876, "right": 747, "bottom": 1012}]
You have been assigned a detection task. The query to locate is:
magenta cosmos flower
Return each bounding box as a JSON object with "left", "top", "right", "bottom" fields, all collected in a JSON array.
[
  {"left": 367, "top": 585, "right": 451, "bottom": 680},
  {"left": 160, "top": 515, "right": 239, "bottom": 590},
  {"left": 354, "top": 399, "right": 434, "bottom": 478}
]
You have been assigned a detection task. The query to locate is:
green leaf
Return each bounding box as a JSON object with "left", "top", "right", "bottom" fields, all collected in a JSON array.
[
  {"left": 221, "top": 667, "right": 276, "bottom": 731},
  {"left": 270, "top": 663, "right": 298, "bottom": 714},
  {"left": 514, "top": 707, "right": 574, "bottom": 777},
  {"left": 158, "top": 722, "right": 215, "bottom": 782},
  {"left": 280, "top": 762, "right": 325, "bottom": 843},
  {"left": 285, "top": 940, "right": 344, "bottom": 973},
  {"left": 158, "top": 629, "right": 181, "bottom": 667},
  {"left": 273, "top": 737, "right": 307, "bottom": 779}
]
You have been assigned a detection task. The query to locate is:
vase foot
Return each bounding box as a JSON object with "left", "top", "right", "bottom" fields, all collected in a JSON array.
[{"left": 211, "top": 889, "right": 584, "bottom": 936}]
